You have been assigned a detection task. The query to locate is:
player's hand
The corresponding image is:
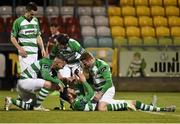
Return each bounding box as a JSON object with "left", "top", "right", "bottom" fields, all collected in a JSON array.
[
  {"left": 75, "top": 72, "right": 86, "bottom": 83},
  {"left": 41, "top": 49, "right": 46, "bottom": 57},
  {"left": 93, "top": 92, "right": 103, "bottom": 102},
  {"left": 18, "top": 48, "right": 27, "bottom": 57}
]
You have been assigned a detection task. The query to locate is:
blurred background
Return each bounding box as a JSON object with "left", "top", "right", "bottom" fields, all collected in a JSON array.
[{"left": 0, "top": 0, "right": 180, "bottom": 91}]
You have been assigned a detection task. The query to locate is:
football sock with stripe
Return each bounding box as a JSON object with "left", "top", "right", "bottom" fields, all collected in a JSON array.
[{"left": 36, "top": 88, "right": 49, "bottom": 107}]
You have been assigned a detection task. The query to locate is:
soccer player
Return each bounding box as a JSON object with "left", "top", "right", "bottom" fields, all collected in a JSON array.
[
  {"left": 5, "top": 55, "right": 66, "bottom": 111},
  {"left": 79, "top": 52, "right": 115, "bottom": 111},
  {"left": 45, "top": 23, "right": 60, "bottom": 54},
  {"left": 60, "top": 72, "right": 176, "bottom": 112},
  {"left": 11, "top": 2, "right": 46, "bottom": 73},
  {"left": 49, "top": 33, "right": 85, "bottom": 78}
]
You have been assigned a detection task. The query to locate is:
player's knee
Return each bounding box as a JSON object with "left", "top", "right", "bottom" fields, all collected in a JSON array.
[
  {"left": 98, "top": 102, "right": 108, "bottom": 111},
  {"left": 43, "top": 81, "right": 52, "bottom": 89}
]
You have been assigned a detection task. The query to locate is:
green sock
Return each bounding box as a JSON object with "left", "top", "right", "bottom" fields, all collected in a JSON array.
[
  {"left": 107, "top": 102, "right": 127, "bottom": 111},
  {"left": 36, "top": 88, "right": 49, "bottom": 107},
  {"left": 11, "top": 98, "right": 32, "bottom": 110},
  {"left": 136, "top": 101, "right": 165, "bottom": 112}
]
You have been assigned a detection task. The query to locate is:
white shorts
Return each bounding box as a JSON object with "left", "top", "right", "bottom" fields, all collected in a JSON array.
[
  {"left": 99, "top": 86, "right": 115, "bottom": 103},
  {"left": 19, "top": 54, "right": 38, "bottom": 72},
  {"left": 59, "top": 63, "right": 81, "bottom": 78}
]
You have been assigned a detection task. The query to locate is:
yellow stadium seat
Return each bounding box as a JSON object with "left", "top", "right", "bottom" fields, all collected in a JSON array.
[
  {"left": 149, "top": 0, "right": 162, "bottom": 6},
  {"left": 178, "top": 0, "right": 180, "bottom": 6},
  {"left": 124, "top": 16, "right": 138, "bottom": 26},
  {"left": 168, "top": 16, "right": 180, "bottom": 26},
  {"left": 109, "top": 16, "right": 123, "bottom": 26},
  {"left": 139, "top": 16, "right": 153, "bottom": 26},
  {"left": 113, "top": 37, "right": 128, "bottom": 46},
  {"left": 141, "top": 26, "right": 155, "bottom": 37},
  {"left": 120, "top": 0, "right": 134, "bottom": 6},
  {"left": 143, "top": 37, "right": 158, "bottom": 45},
  {"left": 151, "top": 6, "right": 165, "bottom": 16},
  {"left": 171, "top": 27, "right": 180, "bottom": 37},
  {"left": 165, "top": 6, "right": 179, "bottom": 16},
  {"left": 164, "top": 0, "right": 177, "bottom": 6},
  {"left": 136, "top": 6, "right": 150, "bottom": 16},
  {"left": 108, "top": 6, "right": 121, "bottom": 16},
  {"left": 126, "top": 26, "right": 140, "bottom": 37},
  {"left": 156, "top": 26, "right": 170, "bottom": 37},
  {"left": 153, "top": 16, "right": 168, "bottom": 27},
  {"left": 128, "top": 37, "right": 142, "bottom": 45},
  {"left": 173, "top": 37, "right": 180, "bottom": 45},
  {"left": 134, "top": 0, "right": 148, "bottom": 6},
  {"left": 122, "top": 6, "right": 136, "bottom": 16},
  {"left": 111, "top": 26, "right": 125, "bottom": 37}
]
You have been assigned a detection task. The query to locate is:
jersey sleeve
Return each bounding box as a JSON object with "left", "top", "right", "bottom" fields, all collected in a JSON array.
[
  {"left": 11, "top": 19, "right": 19, "bottom": 38},
  {"left": 36, "top": 18, "right": 41, "bottom": 36},
  {"left": 49, "top": 44, "right": 58, "bottom": 59},
  {"left": 69, "top": 39, "right": 85, "bottom": 54},
  {"left": 99, "top": 65, "right": 113, "bottom": 93},
  {"left": 82, "top": 81, "right": 94, "bottom": 101}
]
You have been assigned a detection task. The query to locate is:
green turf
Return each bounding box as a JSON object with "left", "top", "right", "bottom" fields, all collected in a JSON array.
[{"left": 0, "top": 91, "right": 180, "bottom": 123}]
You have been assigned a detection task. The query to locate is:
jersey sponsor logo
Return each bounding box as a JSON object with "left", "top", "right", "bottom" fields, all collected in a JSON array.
[
  {"left": 101, "top": 66, "right": 107, "bottom": 72},
  {"left": 25, "top": 30, "right": 36, "bottom": 34}
]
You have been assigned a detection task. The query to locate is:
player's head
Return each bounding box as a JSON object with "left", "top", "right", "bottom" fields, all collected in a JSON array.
[
  {"left": 133, "top": 52, "right": 141, "bottom": 61},
  {"left": 80, "top": 52, "right": 95, "bottom": 69},
  {"left": 57, "top": 34, "right": 70, "bottom": 48},
  {"left": 25, "top": 2, "right": 37, "bottom": 19},
  {"left": 60, "top": 87, "right": 77, "bottom": 103},
  {"left": 52, "top": 54, "right": 67, "bottom": 69},
  {"left": 50, "top": 23, "right": 59, "bottom": 35}
]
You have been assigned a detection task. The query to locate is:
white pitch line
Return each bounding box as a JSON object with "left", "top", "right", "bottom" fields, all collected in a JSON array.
[{"left": 140, "top": 111, "right": 180, "bottom": 118}]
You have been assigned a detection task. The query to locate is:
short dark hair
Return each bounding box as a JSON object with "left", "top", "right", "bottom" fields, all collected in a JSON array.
[
  {"left": 26, "top": 2, "right": 37, "bottom": 11},
  {"left": 57, "top": 34, "right": 70, "bottom": 45},
  {"left": 55, "top": 54, "right": 66, "bottom": 62},
  {"left": 60, "top": 87, "right": 70, "bottom": 102}
]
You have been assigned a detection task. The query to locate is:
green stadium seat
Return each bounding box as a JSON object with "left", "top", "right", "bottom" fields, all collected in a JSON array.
[
  {"left": 143, "top": 37, "right": 158, "bottom": 46},
  {"left": 158, "top": 37, "right": 173, "bottom": 46},
  {"left": 83, "top": 37, "right": 98, "bottom": 48},
  {"left": 173, "top": 37, "right": 180, "bottom": 45},
  {"left": 128, "top": 37, "right": 142, "bottom": 46},
  {"left": 113, "top": 37, "right": 128, "bottom": 47}
]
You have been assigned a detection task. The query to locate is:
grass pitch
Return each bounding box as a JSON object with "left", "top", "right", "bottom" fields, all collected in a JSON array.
[{"left": 0, "top": 91, "right": 180, "bottom": 123}]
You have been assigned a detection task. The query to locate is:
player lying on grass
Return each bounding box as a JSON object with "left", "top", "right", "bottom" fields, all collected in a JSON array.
[
  {"left": 60, "top": 71, "right": 176, "bottom": 112},
  {"left": 5, "top": 55, "right": 66, "bottom": 111}
]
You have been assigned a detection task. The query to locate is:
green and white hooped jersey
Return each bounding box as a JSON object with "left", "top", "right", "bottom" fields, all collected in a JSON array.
[{"left": 11, "top": 16, "right": 41, "bottom": 55}]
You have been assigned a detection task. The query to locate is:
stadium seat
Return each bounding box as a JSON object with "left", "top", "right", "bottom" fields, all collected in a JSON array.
[
  {"left": 120, "top": 0, "right": 134, "bottom": 6},
  {"left": 49, "top": 16, "right": 63, "bottom": 25},
  {"left": 65, "top": 17, "right": 79, "bottom": 25},
  {"left": 126, "top": 26, "right": 140, "bottom": 37},
  {"left": 6, "top": 17, "right": 16, "bottom": 33},
  {"left": 81, "top": 26, "right": 96, "bottom": 37},
  {"left": 136, "top": 6, "right": 150, "bottom": 16},
  {"left": 173, "top": 37, "right": 180, "bottom": 45},
  {"left": 141, "top": 26, "right": 155, "bottom": 37},
  {"left": 111, "top": 26, "right": 125, "bottom": 37},
  {"left": 134, "top": 0, "right": 148, "bottom": 6},
  {"left": 165, "top": 6, "right": 179, "bottom": 16},
  {"left": 178, "top": 0, "right": 180, "bottom": 6},
  {"left": 151, "top": 6, "right": 165, "bottom": 16},
  {"left": 79, "top": 16, "right": 93, "bottom": 26},
  {"left": 153, "top": 16, "right": 168, "bottom": 27},
  {"left": 67, "top": 25, "right": 81, "bottom": 34},
  {"left": 158, "top": 37, "right": 172, "bottom": 45},
  {"left": 60, "top": 6, "right": 74, "bottom": 15},
  {"left": 76, "top": 0, "right": 93, "bottom": 5},
  {"left": 16, "top": 6, "right": 25, "bottom": 16},
  {"left": 98, "top": 37, "right": 113, "bottom": 47},
  {"left": 0, "top": 17, "right": 4, "bottom": 33},
  {"left": 113, "top": 37, "right": 128, "bottom": 46},
  {"left": 46, "top": 6, "right": 59, "bottom": 17},
  {"left": 94, "top": 16, "right": 108, "bottom": 26},
  {"left": 41, "top": 24, "right": 51, "bottom": 36},
  {"left": 149, "top": 0, "right": 163, "bottom": 6},
  {"left": 38, "top": 16, "right": 49, "bottom": 25},
  {"left": 58, "top": 25, "right": 66, "bottom": 33},
  {"left": 168, "top": 16, "right": 180, "bottom": 26},
  {"left": 78, "top": 7, "right": 92, "bottom": 16},
  {"left": 69, "top": 33, "right": 81, "bottom": 41},
  {"left": 37, "top": 6, "right": 43, "bottom": 17},
  {"left": 92, "top": 7, "right": 106, "bottom": 16},
  {"left": 109, "top": 16, "right": 123, "bottom": 26},
  {"left": 171, "top": 27, "right": 180, "bottom": 37},
  {"left": 83, "top": 37, "right": 98, "bottom": 48},
  {"left": 122, "top": 6, "right": 136, "bottom": 16},
  {"left": 139, "top": 16, "right": 153, "bottom": 27},
  {"left": 96, "top": 26, "right": 111, "bottom": 37},
  {"left": 124, "top": 16, "right": 138, "bottom": 26},
  {"left": 156, "top": 26, "right": 170, "bottom": 37},
  {"left": 143, "top": 37, "right": 158, "bottom": 45},
  {"left": 0, "top": 6, "right": 12, "bottom": 16},
  {"left": 107, "top": 6, "right": 121, "bottom": 16},
  {"left": 163, "top": 0, "right": 177, "bottom": 6},
  {"left": 128, "top": 37, "right": 142, "bottom": 46}
]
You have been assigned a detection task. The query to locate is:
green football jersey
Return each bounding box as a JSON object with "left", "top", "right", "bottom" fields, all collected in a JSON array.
[
  {"left": 50, "top": 38, "right": 85, "bottom": 63},
  {"left": 11, "top": 16, "right": 41, "bottom": 55},
  {"left": 89, "top": 59, "right": 113, "bottom": 93},
  {"left": 21, "top": 58, "right": 63, "bottom": 85}
]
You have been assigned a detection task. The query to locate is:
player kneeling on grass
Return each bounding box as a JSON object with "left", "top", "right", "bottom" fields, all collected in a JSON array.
[
  {"left": 5, "top": 55, "right": 66, "bottom": 111},
  {"left": 60, "top": 71, "right": 176, "bottom": 112}
]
